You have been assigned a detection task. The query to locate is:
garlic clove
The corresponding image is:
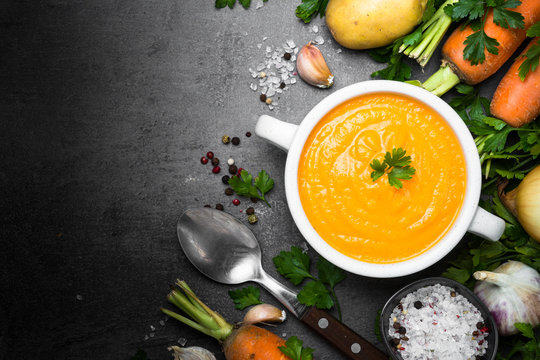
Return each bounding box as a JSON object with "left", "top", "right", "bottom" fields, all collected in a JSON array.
[
  {"left": 169, "top": 346, "right": 217, "bottom": 360},
  {"left": 242, "top": 303, "right": 286, "bottom": 325},
  {"left": 296, "top": 42, "right": 334, "bottom": 88}
]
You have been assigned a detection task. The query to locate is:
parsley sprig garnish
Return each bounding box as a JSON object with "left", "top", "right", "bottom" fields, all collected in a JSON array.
[
  {"left": 228, "top": 286, "right": 262, "bottom": 310},
  {"left": 370, "top": 148, "right": 416, "bottom": 189},
  {"left": 278, "top": 336, "right": 315, "bottom": 360},
  {"left": 228, "top": 169, "right": 274, "bottom": 207},
  {"left": 444, "top": 0, "right": 525, "bottom": 65},
  {"left": 273, "top": 246, "right": 346, "bottom": 320},
  {"left": 215, "top": 0, "right": 267, "bottom": 9},
  {"left": 296, "top": 0, "right": 329, "bottom": 23},
  {"left": 518, "top": 21, "right": 540, "bottom": 80}
]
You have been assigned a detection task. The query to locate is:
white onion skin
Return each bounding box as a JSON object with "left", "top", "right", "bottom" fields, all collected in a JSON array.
[{"left": 514, "top": 166, "right": 540, "bottom": 242}]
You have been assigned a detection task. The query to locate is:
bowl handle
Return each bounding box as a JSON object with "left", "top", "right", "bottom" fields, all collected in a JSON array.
[
  {"left": 467, "top": 206, "right": 505, "bottom": 241},
  {"left": 255, "top": 115, "right": 298, "bottom": 152}
]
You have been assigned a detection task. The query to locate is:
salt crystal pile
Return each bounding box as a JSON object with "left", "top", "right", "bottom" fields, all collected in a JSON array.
[
  {"left": 248, "top": 39, "right": 299, "bottom": 110},
  {"left": 388, "top": 284, "right": 489, "bottom": 360}
]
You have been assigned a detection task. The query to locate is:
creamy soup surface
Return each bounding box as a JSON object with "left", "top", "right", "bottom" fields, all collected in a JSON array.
[{"left": 298, "top": 93, "right": 466, "bottom": 263}]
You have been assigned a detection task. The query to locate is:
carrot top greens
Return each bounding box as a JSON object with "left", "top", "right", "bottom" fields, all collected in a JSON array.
[
  {"left": 518, "top": 22, "right": 540, "bottom": 80},
  {"left": 444, "top": 0, "right": 525, "bottom": 65}
]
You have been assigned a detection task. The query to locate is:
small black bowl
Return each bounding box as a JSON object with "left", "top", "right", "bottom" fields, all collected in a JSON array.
[{"left": 380, "top": 277, "right": 498, "bottom": 360}]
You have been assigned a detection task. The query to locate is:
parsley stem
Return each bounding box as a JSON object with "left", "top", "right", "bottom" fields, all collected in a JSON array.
[
  {"left": 329, "top": 287, "right": 342, "bottom": 321},
  {"left": 481, "top": 157, "right": 534, "bottom": 190}
]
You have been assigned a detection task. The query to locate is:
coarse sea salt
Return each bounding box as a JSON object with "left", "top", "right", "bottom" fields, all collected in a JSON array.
[{"left": 388, "top": 284, "right": 489, "bottom": 360}]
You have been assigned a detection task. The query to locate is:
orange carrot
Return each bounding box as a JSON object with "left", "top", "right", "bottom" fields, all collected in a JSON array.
[
  {"left": 161, "top": 280, "right": 293, "bottom": 360},
  {"left": 223, "top": 325, "right": 290, "bottom": 360},
  {"left": 491, "top": 38, "right": 540, "bottom": 127},
  {"left": 419, "top": 0, "right": 540, "bottom": 96}
]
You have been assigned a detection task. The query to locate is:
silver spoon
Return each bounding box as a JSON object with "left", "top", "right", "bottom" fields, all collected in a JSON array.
[{"left": 177, "top": 208, "right": 387, "bottom": 360}]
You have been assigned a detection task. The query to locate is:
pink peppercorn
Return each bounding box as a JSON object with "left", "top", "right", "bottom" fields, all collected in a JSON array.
[
  {"left": 232, "top": 199, "right": 240, "bottom": 206},
  {"left": 200, "top": 157, "right": 208, "bottom": 164},
  {"left": 212, "top": 166, "right": 221, "bottom": 174}
]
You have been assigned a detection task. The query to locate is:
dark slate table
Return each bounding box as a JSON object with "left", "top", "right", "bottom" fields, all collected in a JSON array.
[{"left": 1, "top": 0, "right": 508, "bottom": 359}]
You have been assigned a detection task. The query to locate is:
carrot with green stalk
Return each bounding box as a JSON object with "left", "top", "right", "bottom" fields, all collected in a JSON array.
[
  {"left": 161, "top": 280, "right": 312, "bottom": 360},
  {"left": 411, "top": 0, "right": 540, "bottom": 96},
  {"left": 490, "top": 22, "right": 540, "bottom": 127}
]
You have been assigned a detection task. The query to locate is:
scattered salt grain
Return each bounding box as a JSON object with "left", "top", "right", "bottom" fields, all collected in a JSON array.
[
  {"left": 290, "top": 78, "right": 297, "bottom": 84},
  {"left": 314, "top": 36, "right": 325, "bottom": 45},
  {"left": 255, "top": 0, "right": 264, "bottom": 9},
  {"left": 286, "top": 39, "right": 296, "bottom": 48},
  {"left": 262, "top": 36, "right": 268, "bottom": 41},
  {"left": 312, "top": 25, "right": 319, "bottom": 33},
  {"left": 388, "top": 284, "right": 489, "bottom": 360},
  {"left": 177, "top": 337, "right": 188, "bottom": 346},
  {"left": 336, "top": 49, "right": 342, "bottom": 54},
  {"left": 144, "top": 335, "right": 149, "bottom": 341},
  {"left": 150, "top": 325, "right": 155, "bottom": 331},
  {"left": 76, "top": 294, "right": 83, "bottom": 301},
  {"left": 250, "top": 83, "right": 257, "bottom": 91},
  {"left": 149, "top": 332, "right": 155, "bottom": 338},
  {"left": 159, "top": 320, "right": 165, "bottom": 326},
  {"left": 257, "top": 43, "right": 262, "bottom": 49}
]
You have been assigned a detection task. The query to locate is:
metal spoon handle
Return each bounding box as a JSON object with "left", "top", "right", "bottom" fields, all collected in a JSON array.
[
  {"left": 255, "top": 270, "right": 306, "bottom": 318},
  {"left": 300, "top": 307, "right": 388, "bottom": 360}
]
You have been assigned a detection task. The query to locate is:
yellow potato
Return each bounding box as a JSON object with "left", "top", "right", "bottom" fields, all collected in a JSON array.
[{"left": 326, "top": 0, "right": 428, "bottom": 50}]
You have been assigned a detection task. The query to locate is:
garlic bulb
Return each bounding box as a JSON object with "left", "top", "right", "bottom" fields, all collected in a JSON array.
[
  {"left": 296, "top": 42, "right": 334, "bottom": 88},
  {"left": 242, "top": 303, "right": 286, "bottom": 325},
  {"left": 169, "top": 346, "right": 216, "bottom": 360},
  {"left": 473, "top": 261, "right": 540, "bottom": 336}
]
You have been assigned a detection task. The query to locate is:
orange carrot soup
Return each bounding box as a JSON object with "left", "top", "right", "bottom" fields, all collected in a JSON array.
[{"left": 298, "top": 93, "right": 466, "bottom": 263}]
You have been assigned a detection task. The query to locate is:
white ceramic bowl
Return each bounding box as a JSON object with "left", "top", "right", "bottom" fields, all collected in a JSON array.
[{"left": 256, "top": 81, "right": 505, "bottom": 278}]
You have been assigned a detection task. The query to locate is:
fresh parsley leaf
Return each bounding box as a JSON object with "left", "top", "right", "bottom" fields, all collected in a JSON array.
[
  {"left": 317, "top": 257, "right": 345, "bottom": 289},
  {"left": 369, "top": 40, "right": 412, "bottom": 81},
  {"left": 228, "top": 286, "right": 262, "bottom": 310},
  {"left": 278, "top": 336, "right": 314, "bottom": 360},
  {"left": 228, "top": 169, "right": 274, "bottom": 207},
  {"left": 370, "top": 148, "right": 416, "bottom": 189},
  {"left": 519, "top": 38, "right": 540, "bottom": 81},
  {"left": 238, "top": 0, "right": 251, "bottom": 8},
  {"left": 492, "top": 3, "right": 524, "bottom": 29},
  {"left": 463, "top": 27, "right": 500, "bottom": 65},
  {"left": 444, "top": 0, "right": 484, "bottom": 21},
  {"left": 297, "top": 280, "right": 334, "bottom": 309},
  {"left": 215, "top": 0, "right": 260, "bottom": 9},
  {"left": 296, "top": 0, "right": 329, "bottom": 23},
  {"left": 273, "top": 246, "right": 314, "bottom": 285},
  {"left": 515, "top": 323, "right": 535, "bottom": 339},
  {"left": 528, "top": 21, "right": 540, "bottom": 37}
]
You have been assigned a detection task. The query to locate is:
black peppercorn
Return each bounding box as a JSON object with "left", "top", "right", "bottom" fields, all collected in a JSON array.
[
  {"left": 211, "top": 157, "right": 219, "bottom": 166},
  {"left": 221, "top": 175, "right": 230, "bottom": 184},
  {"left": 279, "top": 82, "right": 286, "bottom": 89},
  {"left": 215, "top": 203, "right": 224, "bottom": 211},
  {"left": 229, "top": 165, "right": 238, "bottom": 175},
  {"left": 260, "top": 94, "right": 267, "bottom": 102},
  {"left": 397, "top": 303, "right": 403, "bottom": 311},
  {"left": 414, "top": 301, "right": 423, "bottom": 309},
  {"left": 391, "top": 338, "right": 400, "bottom": 345},
  {"left": 246, "top": 207, "right": 255, "bottom": 215},
  {"left": 393, "top": 322, "right": 401, "bottom": 329},
  {"left": 245, "top": 131, "right": 252, "bottom": 137},
  {"left": 283, "top": 52, "right": 291, "bottom": 60},
  {"left": 225, "top": 188, "right": 234, "bottom": 196},
  {"left": 476, "top": 322, "right": 484, "bottom": 330},
  {"left": 231, "top": 137, "right": 240, "bottom": 146},
  {"left": 204, "top": 204, "right": 211, "bottom": 208},
  {"left": 398, "top": 326, "right": 406, "bottom": 335},
  {"left": 450, "top": 291, "right": 456, "bottom": 297},
  {"left": 250, "top": 197, "right": 259, "bottom": 203}
]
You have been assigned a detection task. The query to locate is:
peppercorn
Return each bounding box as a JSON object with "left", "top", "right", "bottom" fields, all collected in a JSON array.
[
  {"left": 206, "top": 151, "right": 214, "bottom": 159},
  {"left": 221, "top": 175, "right": 230, "bottom": 184},
  {"left": 265, "top": 98, "right": 273, "bottom": 105},
  {"left": 413, "top": 301, "right": 423, "bottom": 309},
  {"left": 283, "top": 52, "right": 291, "bottom": 60},
  {"left": 229, "top": 165, "right": 238, "bottom": 175},
  {"left": 279, "top": 82, "right": 286, "bottom": 89},
  {"left": 251, "top": 197, "right": 258, "bottom": 203},
  {"left": 222, "top": 135, "right": 231, "bottom": 144},
  {"left": 398, "top": 326, "right": 406, "bottom": 335},
  {"left": 212, "top": 166, "right": 220, "bottom": 174},
  {"left": 248, "top": 214, "right": 258, "bottom": 224},
  {"left": 225, "top": 188, "right": 234, "bottom": 196},
  {"left": 200, "top": 156, "right": 208, "bottom": 164},
  {"left": 397, "top": 303, "right": 403, "bottom": 311},
  {"left": 260, "top": 94, "right": 267, "bottom": 102},
  {"left": 401, "top": 336, "right": 409, "bottom": 341},
  {"left": 472, "top": 330, "right": 480, "bottom": 337},
  {"left": 227, "top": 158, "right": 235, "bottom": 166},
  {"left": 231, "top": 137, "right": 240, "bottom": 146},
  {"left": 232, "top": 199, "right": 240, "bottom": 206},
  {"left": 237, "top": 167, "right": 244, "bottom": 175},
  {"left": 245, "top": 131, "right": 251, "bottom": 137},
  {"left": 204, "top": 204, "right": 211, "bottom": 208},
  {"left": 211, "top": 157, "right": 220, "bottom": 166},
  {"left": 393, "top": 322, "right": 401, "bottom": 329},
  {"left": 391, "top": 338, "right": 400, "bottom": 345},
  {"left": 476, "top": 322, "right": 484, "bottom": 330},
  {"left": 215, "top": 203, "right": 224, "bottom": 211},
  {"left": 450, "top": 291, "right": 456, "bottom": 297},
  {"left": 246, "top": 207, "right": 255, "bottom": 215}
]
